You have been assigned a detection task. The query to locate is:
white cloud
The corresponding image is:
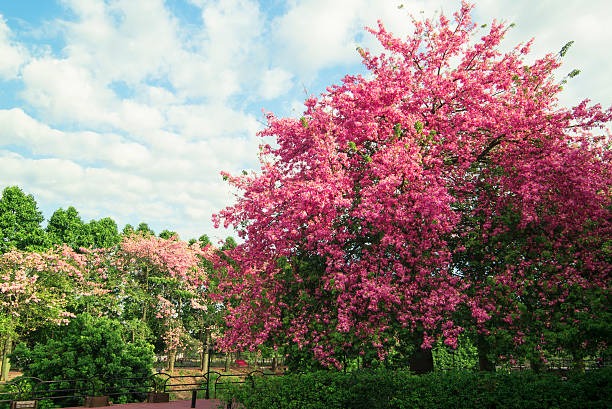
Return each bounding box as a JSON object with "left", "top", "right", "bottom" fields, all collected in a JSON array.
[
  {"left": 20, "top": 57, "right": 119, "bottom": 127},
  {"left": 258, "top": 67, "right": 293, "bottom": 100},
  {"left": 169, "top": 0, "right": 266, "bottom": 101},
  {"left": 0, "top": 16, "right": 28, "bottom": 79},
  {"left": 199, "top": 0, "right": 264, "bottom": 65},
  {"left": 268, "top": 0, "right": 465, "bottom": 83},
  {"left": 165, "top": 103, "right": 260, "bottom": 139},
  {"left": 59, "top": 0, "right": 179, "bottom": 85},
  {"left": 169, "top": 55, "right": 242, "bottom": 101},
  {"left": 471, "top": 0, "right": 612, "bottom": 108},
  {"left": 119, "top": 100, "right": 165, "bottom": 134},
  {"left": 271, "top": 0, "right": 365, "bottom": 76},
  {"left": 0, "top": 108, "right": 152, "bottom": 169}
]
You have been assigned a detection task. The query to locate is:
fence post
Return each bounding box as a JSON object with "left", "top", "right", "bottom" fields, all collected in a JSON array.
[
  {"left": 191, "top": 390, "right": 197, "bottom": 408},
  {"left": 205, "top": 347, "right": 212, "bottom": 399}
]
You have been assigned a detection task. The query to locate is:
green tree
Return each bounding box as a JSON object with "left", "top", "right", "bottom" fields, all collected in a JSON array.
[
  {"left": 87, "top": 217, "right": 121, "bottom": 248},
  {"left": 159, "top": 229, "right": 178, "bottom": 239},
  {"left": 221, "top": 236, "right": 237, "bottom": 250},
  {"left": 432, "top": 334, "right": 478, "bottom": 370},
  {"left": 136, "top": 223, "right": 155, "bottom": 236},
  {"left": 189, "top": 234, "right": 211, "bottom": 247},
  {"left": 198, "top": 234, "right": 211, "bottom": 246},
  {"left": 46, "top": 206, "right": 88, "bottom": 249},
  {"left": 122, "top": 224, "right": 135, "bottom": 236},
  {"left": 0, "top": 186, "right": 49, "bottom": 253}
]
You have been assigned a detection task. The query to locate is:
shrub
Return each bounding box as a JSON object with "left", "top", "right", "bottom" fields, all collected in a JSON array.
[
  {"left": 432, "top": 334, "right": 478, "bottom": 371},
  {"left": 11, "top": 313, "right": 155, "bottom": 405},
  {"left": 221, "top": 367, "right": 612, "bottom": 409}
]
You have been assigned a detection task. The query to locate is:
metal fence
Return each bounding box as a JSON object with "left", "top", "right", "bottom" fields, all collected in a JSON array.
[
  {"left": 0, "top": 370, "right": 282, "bottom": 407},
  {"left": 0, "top": 375, "right": 153, "bottom": 407},
  {"left": 155, "top": 352, "right": 285, "bottom": 370}
]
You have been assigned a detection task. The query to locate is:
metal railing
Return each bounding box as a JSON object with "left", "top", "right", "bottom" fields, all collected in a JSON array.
[
  {"left": 0, "top": 376, "right": 152, "bottom": 407},
  {"left": 0, "top": 370, "right": 283, "bottom": 406}
]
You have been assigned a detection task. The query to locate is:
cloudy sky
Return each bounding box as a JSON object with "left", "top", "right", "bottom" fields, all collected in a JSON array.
[{"left": 0, "top": 0, "right": 610, "bottom": 243}]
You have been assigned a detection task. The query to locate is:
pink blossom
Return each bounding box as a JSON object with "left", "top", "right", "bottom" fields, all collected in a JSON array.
[{"left": 211, "top": 1, "right": 612, "bottom": 366}]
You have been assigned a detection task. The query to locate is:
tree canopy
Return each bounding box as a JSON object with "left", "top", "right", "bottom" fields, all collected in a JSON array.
[
  {"left": 214, "top": 2, "right": 611, "bottom": 368},
  {"left": 0, "top": 186, "right": 49, "bottom": 252}
]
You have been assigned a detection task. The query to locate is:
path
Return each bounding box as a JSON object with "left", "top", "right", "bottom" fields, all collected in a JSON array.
[{"left": 64, "top": 399, "right": 225, "bottom": 409}]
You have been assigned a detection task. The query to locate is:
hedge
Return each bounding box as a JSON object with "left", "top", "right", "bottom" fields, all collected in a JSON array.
[{"left": 221, "top": 367, "right": 611, "bottom": 409}]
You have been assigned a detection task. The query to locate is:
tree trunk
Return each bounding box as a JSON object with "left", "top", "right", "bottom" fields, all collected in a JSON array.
[
  {"left": 201, "top": 331, "right": 211, "bottom": 374},
  {"left": 477, "top": 334, "right": 495, "bottom": 372},
  {"left": 142, "top": 267, "right": 150, "bottom": 321},
  {"left": 1, "top": 336, "right": 12, "bottom": 381},
  {"left": 167, "top": 349, "right": 176, "bottom": 373},
  {"left": 224, "top": 353, "right": 230, "bottom": 372},
  {"left": 409, "top": 348, "right": 434, "bottom": 374},
  {"left": 202, "top": 350, "right": 209, "bottom": 374},
  {"left": 199, "top": 330, "right": 204, "bottom": 371},
  {"left": 572, "top": 355, "right": 586, "bottom": 373},
  {"left": 530, "top": 356, "right": 545, "bottom": 373}
]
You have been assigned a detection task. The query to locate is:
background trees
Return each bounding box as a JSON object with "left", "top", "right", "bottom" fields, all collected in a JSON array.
[
  {"left": 0, "top": 246, "right": 88, "bottom": 380},
  {"left": 47, "top": 206, "right": 89, "bottom": 249},
  {"left": 0, "top": 185, "right": 224, "bottom": 375},
  {"left": 87, "top": 217, "right": 121, "bottom": 249},
  {"left": 214, "top": 2, "right": 611, "bottom": 369},
  {"left": 7, "top": 233, "right": 221, "bottom": 376},
  {"left": 111, "top": 234, "right": 213, "bottom": 372},
  {"left": 0, "top": 186, "right": 49, "bottom": 253}
]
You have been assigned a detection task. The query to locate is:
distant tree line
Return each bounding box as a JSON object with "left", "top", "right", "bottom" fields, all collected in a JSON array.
[
  {"left": 0, "top": 185, "right": 233, "bottom": 382},
  {"left": 0, "top": 185, "right": 211, "bottom": 252}
]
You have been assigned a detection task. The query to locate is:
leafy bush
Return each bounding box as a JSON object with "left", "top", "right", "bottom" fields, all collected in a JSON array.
[
  {"left": 221, "top": 367, "right": 612, "bottom": 409},
  {"left": 432, "top": 334, "right": 478, "bottom": 371},
  {"left": 11, "top": 313, "right": 155, "bottom": 405}
]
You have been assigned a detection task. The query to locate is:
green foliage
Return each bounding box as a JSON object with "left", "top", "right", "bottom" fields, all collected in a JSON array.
[
  {"left": 283, "top": 344, "right": 326, "bottom": 373},
  {"left": 222, "top": 368, "right": 612, "bottom": 409},
  {"left": 0, "top": 186, "right": 49, "bottom": 253},
  {"left": 87, "top": 217, "right": 120, "bottom": 248},
  {"left": 432, "top": 335, "right": 478, "bottom": 371},
  {"left": 136, "top": 222, "right": 155, "bottom": 236},
  {"left": 122, "top": 224, "right": 135, "bottom": 236},
  {"left": 559, "top": 41, "right": 574, "bottom": 57},
  {"left": 46, "top": 206, "right": 88, "bottom": 249},
  {"left": 12, "top": 313, "right": 154, "bottom": 403},
  {"left": 159, "top": 230, "right": 178, "bottom": 239},
  {"left": 222, "top": 236, "right": 237, "bottom": 250},
  {"left": 198, "top": 234, "right": 211, "bottom": 246}
]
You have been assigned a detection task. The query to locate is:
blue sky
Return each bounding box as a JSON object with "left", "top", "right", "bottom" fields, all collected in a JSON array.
[{"left": 0, "top": 0, "right": 610, "bottom": 243}]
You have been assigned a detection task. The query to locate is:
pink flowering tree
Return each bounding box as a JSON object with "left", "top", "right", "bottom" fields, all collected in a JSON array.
[
  {"left": 453, "top": 136, "right": 611, "bottom": 370},
  {"left": 214, "top": 2, "right": 611, "bottom": 370},
  {"left": 0, "top": 245, "right": 88, "bottom": 380},
  {"left": 115, "top": 234, "right": 211, "bottom": 371}
]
